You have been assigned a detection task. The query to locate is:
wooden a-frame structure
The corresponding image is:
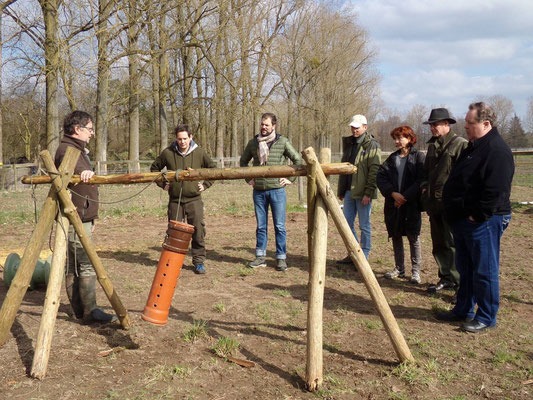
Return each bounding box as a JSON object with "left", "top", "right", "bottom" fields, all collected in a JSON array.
[{"left": 0, "top": 146, "right": 413, "bottom": 388}]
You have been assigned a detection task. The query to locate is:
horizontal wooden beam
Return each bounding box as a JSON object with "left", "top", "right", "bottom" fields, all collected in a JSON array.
[{"left": 21, "top": 163, "right": 357, "bottom": 185}]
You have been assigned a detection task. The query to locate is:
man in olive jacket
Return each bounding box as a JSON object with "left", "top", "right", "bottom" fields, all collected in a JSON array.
[
  {"left": 420, "top": 108, "right": 468, "bottom": 294},
  {"left": 239, "top": 113, "right": 303, "bottom": 272},
  {"left": 151, "top": 124, "right": 216, "bottom": 274},
  {"left": 55, "top": 110, "right": 116, "bottom": 324},
  {"left": 337, "top": 114, "right": 381, "bottom": 261}
]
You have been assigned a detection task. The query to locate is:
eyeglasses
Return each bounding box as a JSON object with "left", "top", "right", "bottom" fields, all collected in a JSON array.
[{"left": 80, "top": 125, "right": 94, "bottom": 133}]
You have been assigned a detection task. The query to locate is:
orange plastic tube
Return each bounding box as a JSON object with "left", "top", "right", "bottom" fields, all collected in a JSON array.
[{"left": 142, "top": 220, "right": 194, "bottom": 325}]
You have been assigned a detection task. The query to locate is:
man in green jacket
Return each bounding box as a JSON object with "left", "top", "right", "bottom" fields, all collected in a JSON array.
[
  {"left": 421, "top": 108, "right": 468, "bottom": 294},
  {"left": 239, "top": 113, "right": 303, "bottom": 271},
  {"left": 337, "top": 114, "right": 381, "bottom": 261},
  {"left": 151, "top": 124, "right": 216, "bottom": 274}
]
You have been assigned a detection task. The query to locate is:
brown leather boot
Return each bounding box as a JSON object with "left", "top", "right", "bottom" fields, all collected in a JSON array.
[{"left": 65, "top": 274, "right": 84, "bottom": 319}]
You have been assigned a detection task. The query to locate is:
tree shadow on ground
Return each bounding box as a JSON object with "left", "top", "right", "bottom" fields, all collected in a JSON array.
[
  {"left": 255, "top": 282, "right": 437, "bottom": 322},
  {"left": 98, "top": 250, "right": 157, "bottom": 267},
  {"left": 166, "top": 305, "right": 396, "bottom": 390},
  {"left": 11, "top": 319, "right": 34, "bottom": 375}
]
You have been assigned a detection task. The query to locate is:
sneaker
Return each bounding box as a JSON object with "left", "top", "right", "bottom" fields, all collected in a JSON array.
[
  {"left": 410, "top": 272, "right": 421, "bottom": 284},
  {"left": 248, "top": 256, "right": 267, "bottom": 268},
  {"left": 276, "top": 259, "right": 288, "bottom": 272},
  {"left": 336, "top": 255, "right": 352, "bottom": 265},
  {"left": 384, "top": 268, "right": 405, "bottom": 279},
  {"left": 194, "top": 264, "right": 206, "bottom": 274}
]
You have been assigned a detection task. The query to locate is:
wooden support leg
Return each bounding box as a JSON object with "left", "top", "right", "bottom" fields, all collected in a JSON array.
[
  {"left": 302, "top": 147, "right": 414, "bottom": 363},
  {"left": 0, "top": 150, "right": 79, "bottom": 347},
  {"left": 305, "top": 156, "right": 329, "bottom": 391},
  {"left": 40, "top": 150, "right": 131, "bottom": 330},
  {"left": 31, "top": 211, "right": 69, "bottom": 379}
]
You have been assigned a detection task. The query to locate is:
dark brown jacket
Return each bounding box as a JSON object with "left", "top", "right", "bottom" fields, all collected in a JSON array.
[{"left": 54, "top": 135, "right": 99, "bottom": 222}]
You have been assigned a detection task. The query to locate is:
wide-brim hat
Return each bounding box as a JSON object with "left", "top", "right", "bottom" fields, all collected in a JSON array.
[{"left": 423, "top": 108, "right": 456, "bottom": 125}]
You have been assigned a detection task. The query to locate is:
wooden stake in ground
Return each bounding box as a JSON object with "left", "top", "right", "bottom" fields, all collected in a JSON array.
[
  {"left": 31, "top": 210, "right": 70, "bottom": 379},
  {"left": 305, "top": 149, "right": 330, "bottom": 391},
  {"left": 302, "top": 147, "right": 414, "bottom": 363},
  {"left": 40, "top": 150, "right": 131, "bottom": 330},
  {"left": 21, "top": 163, "right": 357, "bottom": 185},
  {"left": 0, "top": 148, "right": 79, "bottom": 347}
]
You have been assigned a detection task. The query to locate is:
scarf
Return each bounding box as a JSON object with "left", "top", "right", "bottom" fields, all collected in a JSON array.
[{"left": 257, "top": 131, "right": 276, "bottom": 165}]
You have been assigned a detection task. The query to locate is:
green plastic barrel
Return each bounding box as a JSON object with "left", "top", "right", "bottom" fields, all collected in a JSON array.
[{"left": 3, "top": 252, "right": 53, "bottom": 290}]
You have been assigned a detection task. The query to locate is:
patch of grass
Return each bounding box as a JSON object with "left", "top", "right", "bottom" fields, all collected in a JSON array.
[
  {"left": 437, "top": 368, "right": 457, "bottom": 383},
  {"left": 183, "top": 320, "right": 209, "bottom": 343},
  {"left": 212, "top": 336, "right": 240, "bottom": 359},
  {"left": 170, "top": 365, "right": 192, "bottom": 378},
  {"left": 388, "top": 291, "right": 406, "bottom": 306},
  {"left": 286, "top": 203, "right": 307, "bottom": 212},
  {"left": 359, "top": 318, "right": 383, "bottom": 330},
  {"left": 212, "top": 302, "right": 226, "bottom": 313},
  {"left": 287, "top": 302, "right": 303, "bottom": 318},
  {"left": 391, "top": 361, "right": 421, "bottom": 385},
  {"left": 492, "top": 349, "right": 524, "bottom": 367},
  {"left": 273, "top": 288, "right": 291, "bottom": 297},
  {"left": 325, "top": 320, "right": 347, "bottom": 334},
  {"left": 0, "top": 210, "right": 33, "bottom": 225},
  {"left": 239, "top": 266, "right": 254, "bottom": 276}
]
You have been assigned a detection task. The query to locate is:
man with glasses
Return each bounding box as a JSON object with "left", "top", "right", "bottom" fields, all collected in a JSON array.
[
  {"left": 55, "top": 110, "right": 116, "bottom": 324},
  {"left": 438, "top": 102, "right": 514, "bottom": 332},
  {"left": 421, "top": 108, "right": 468, "bottom": 295}
]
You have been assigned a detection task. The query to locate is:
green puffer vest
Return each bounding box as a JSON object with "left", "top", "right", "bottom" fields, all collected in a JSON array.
[
  {"left": 420, "top": 131, "right": 468, "bottom": 214},
  {"left": 240, "top": 134, "right": 303, "bottom": 191}
]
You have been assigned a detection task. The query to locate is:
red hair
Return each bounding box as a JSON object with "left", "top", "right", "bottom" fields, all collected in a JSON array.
[{"left": 390, "top": 126, "right": 417, "bottom": 146}]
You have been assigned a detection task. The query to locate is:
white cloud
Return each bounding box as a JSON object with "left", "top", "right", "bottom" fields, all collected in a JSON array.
[{"left": 348, "top": 0, "right": 533, "bottom": 117}]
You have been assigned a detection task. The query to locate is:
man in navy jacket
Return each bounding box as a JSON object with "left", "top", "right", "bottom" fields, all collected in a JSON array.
[{"left": 438, "top": 102, "right": 514, "bottom": 333}]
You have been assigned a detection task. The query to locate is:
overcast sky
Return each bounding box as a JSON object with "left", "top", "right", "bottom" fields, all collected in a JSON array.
[{"left": 347, "top": 0, "right": 533, "bottom": 120}]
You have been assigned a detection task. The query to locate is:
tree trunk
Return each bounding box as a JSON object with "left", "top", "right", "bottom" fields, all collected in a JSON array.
[
  {"left": 95, "top": 0, "right": 111, "bottom": 175},
  {"left": 40, "top": 0, "right": 61, "bottom": 155},
  {"left": 127, "top": 0, "right": 139, "bottom": 173}
]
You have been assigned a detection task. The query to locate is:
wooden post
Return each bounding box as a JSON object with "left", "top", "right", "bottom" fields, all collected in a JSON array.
[
  {"left": 0, "top": 148, "right": 79, "bottom": 347},
  {"left": 40, "top": 150, "right": 132, "bottom": 330},
  {"left": 31, "top": 210, "right": 70, "bottom": 379},
  {"left": 21, "top": 163, "right": 357, "bottom": 185},
  {"left": 302, "top": 147, "right": 414, "bottom": 363},
  {"left": 305, "top": 150, "right": 330, "bottom": 391}
]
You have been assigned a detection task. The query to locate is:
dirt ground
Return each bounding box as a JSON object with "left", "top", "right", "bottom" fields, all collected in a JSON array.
[{"left": 0, "top": 183, "right": 532, "bottom": 400}]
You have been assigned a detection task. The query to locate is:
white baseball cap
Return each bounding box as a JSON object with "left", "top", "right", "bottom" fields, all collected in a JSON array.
[{"left": 349, "top": 114, "right": 367, "bottom": 128}]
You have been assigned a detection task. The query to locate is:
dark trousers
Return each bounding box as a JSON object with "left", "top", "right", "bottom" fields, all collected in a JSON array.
[
  {"left": 168, "top": 199, "right": 206, "bottom": 265},
  {"left": 429, "top": 213, "right": 459, "bottom": 285},
  {"left": 451, "top": 214, "right": 510, "bottom": 326}
]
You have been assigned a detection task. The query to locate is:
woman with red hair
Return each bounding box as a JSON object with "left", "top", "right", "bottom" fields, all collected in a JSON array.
[{"left": 377, "top": 126, "right": 425, "bottom": 283}]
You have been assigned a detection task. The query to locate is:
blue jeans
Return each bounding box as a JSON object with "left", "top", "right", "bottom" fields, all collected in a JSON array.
[
  {"left": 451, "top": 214, "right": 511, "bottom": 327},
  {"left": 253, "top": 188, "right": 287, "bottom": 259},
  {"left": 343, "top": 190, "right": 372, "bottom": 258}
]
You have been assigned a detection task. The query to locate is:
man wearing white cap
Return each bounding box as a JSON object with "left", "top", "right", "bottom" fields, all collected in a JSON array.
[{"left": 337, "top": 114, "right": 381, "bottom": 262}]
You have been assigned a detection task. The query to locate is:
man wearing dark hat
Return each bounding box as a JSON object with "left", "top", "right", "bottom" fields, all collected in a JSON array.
[{"left": 421, "top": 108, "right": 468, "bottom": 294}]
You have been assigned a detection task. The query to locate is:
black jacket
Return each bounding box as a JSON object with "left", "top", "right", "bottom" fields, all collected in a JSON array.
[
  {"left": 443, "top": 127, "right": 514, "bottom": 224},
  {"left": 376, "top": 147, "right": 425, "bottom": 237}
]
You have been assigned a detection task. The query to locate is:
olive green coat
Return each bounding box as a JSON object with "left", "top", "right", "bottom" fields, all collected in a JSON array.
[
  {"left": 420, "top": 131, "right": 468, "bottom": 214},
  {"left": 239, "top": 134, "right": 303, "bottom": 191}
]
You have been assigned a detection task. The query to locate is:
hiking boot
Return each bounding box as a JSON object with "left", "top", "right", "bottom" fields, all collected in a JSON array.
[
  {"left": 248, "top": 256, "right": 267, "bottom": 268},
  {"left": 194, "top": 264, "right": 206, "bottom": 274},
  {"left": 410, "top": 272, "right": 421, "bottom": 284},
  {"left": 384, "top": 268, "right": 405, "bottom": 279},
  {"left": 336, "top": 255, "right": 352, "bottom": 265},
  {"left": 276, "top": 259, "right": 288, "bottom": 272}
]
